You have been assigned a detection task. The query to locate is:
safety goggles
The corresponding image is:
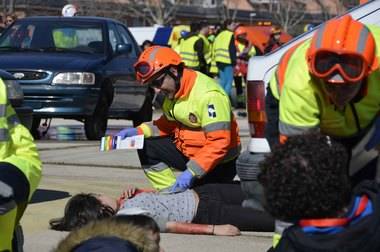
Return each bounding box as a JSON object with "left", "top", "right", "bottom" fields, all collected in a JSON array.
[
  {"left": 311, "top": 50, "right": 367, "bottom": 83},
  {"left": 134, "top": 61, "right": 154, "bottom": 81}
]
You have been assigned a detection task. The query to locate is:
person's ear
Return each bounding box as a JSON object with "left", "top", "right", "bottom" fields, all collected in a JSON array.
[{"left": 169, "top": 67, "right": 178, "bottom": 76}]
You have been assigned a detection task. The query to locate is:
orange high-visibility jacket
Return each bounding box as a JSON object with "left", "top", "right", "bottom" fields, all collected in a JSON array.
[{"left": 139, "top": 69, "right": 241, "bottom": 177}]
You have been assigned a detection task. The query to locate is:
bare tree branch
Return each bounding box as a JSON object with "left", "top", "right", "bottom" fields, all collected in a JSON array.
[
  {"left": 313, "top": 0, "right": 332, "bottom": 21},
  {"left": 269, "top": 0, "right": 306, "bottom": 33},
  {"left": 217, "top": 0, "right": 239, "bottom": 22},
  {"left": 124, "top": 0, "right": 184, "bottom": 25},
  {"left": 66, "top": 0, "right": 184, "bottom": 26}
]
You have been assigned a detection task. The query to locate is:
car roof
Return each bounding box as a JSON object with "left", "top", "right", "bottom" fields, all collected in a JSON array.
[{"left": 17, "top": 16, "right": 124, "bottom": 25}]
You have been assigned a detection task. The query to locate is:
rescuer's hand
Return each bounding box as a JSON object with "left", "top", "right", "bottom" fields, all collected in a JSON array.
[
  {"left": 0, "top": 181, "right": 16, "bottom": 215},
  {"left": 115, "top": 127, "right": 139, "bottom": 140},
  {"left": 170, "top": 170, "right": 194, "bottom": 193}
]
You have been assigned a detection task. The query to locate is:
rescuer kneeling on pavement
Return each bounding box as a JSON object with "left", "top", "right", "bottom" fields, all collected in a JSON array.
[
  {"left": 117, "top": 46, "right": 241, "bottom": 192},
  {"left": 0, "top": 78, "right": 42, "bottom": 251}
]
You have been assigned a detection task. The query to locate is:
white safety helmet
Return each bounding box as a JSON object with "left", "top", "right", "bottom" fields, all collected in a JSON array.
[{"left": 62, "top": 4, "right": 78, "bottom": 17}]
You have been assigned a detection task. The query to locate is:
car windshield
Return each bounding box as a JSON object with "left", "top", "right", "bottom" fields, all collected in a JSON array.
[{"left": 0, "top": 20, "right": 105, "bottom": 54}]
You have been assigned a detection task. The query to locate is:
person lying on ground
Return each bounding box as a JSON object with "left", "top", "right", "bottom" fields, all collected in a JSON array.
[
  {"left": 49, "top": 183, "right": 274, "bottom": 235},
  {"left": 259, "top": 133, "right": 380, "bottom": 252}
]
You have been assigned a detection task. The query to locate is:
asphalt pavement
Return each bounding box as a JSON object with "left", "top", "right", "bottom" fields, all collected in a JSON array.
[{"left": 21, "top": 109, "right": 273, "bottom": 252}]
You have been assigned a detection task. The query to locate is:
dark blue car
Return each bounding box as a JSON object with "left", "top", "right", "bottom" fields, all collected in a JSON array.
[{"left": 0, "top": 16, "right": 152, "bottom": 140}]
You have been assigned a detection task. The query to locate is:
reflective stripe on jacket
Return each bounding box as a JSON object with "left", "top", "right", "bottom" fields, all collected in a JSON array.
[
  {"left": 269, "top": 25, "right": 380, "bottom": 138},
  {"left": 213, "top": 30, "right": 234, "bottom": 64},
  {"left": 179, "top": 35, "right": 201, "bottom": 68},
  {"left": 139, "top": 69, "right": 241, "bottom": 177}
]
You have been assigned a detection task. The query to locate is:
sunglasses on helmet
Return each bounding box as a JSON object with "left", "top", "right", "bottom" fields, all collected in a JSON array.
[{"left": 311, "top": 51, "right": 367, "bottom": 83}]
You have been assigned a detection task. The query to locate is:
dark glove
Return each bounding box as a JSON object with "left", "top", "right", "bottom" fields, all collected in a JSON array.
[
  {"left": 116, "top": 127, "right": 138, "bottom": 140},
  {"left": 170, "top": 170, "right": 194, "bottom": 193},
  {"left": 0, "top": 181, "right": 16, "bottom": 215},
  {"left": 365, "top": 117, "right": 380, "bottom": 151}
]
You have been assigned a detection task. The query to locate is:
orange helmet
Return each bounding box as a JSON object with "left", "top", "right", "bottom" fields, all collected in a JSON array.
[
  {"left": 134, "top": 46, "right": 182, "bottom": 84},
  {"left": 307, "top": 15, "right": 378, "bottom": 83}
]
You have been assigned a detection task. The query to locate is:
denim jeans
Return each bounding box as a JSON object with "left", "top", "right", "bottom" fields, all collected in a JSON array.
[{"left": 217, "top": 64, "right": 234, "bottom": 96}]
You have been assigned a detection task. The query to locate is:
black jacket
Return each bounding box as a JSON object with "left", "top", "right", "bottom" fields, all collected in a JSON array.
[{"left": 272, "top": 181, "right": 380, "bottom": 252}]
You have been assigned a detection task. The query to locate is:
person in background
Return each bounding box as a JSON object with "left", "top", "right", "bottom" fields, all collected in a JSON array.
[
  {"left": 212, "top": 20, "right": 237, "bottom": 98},
  {"left": 0, "top": 76, "right": 42, "bottom": 251},
  {"left": 4, "top": 13, "right": 17, "bottom": 28},
  {"left": 207, "top": 24, "right": 218, "bottom": 77},
  {"left": 53, "top": 4, "right": 79, "bottom": 48},
  {"left": 49, "top": 183, "right": 274, "bottom": 235},
  {"left": 0, "top": 17, "right": 5, "bottom": 34},
  {"left": 179, "top": 22, "right": 207, "bottom": 74},
  {"left": 259, "top": 133, "right": 380, "bottom": 252},
  {"left": 263, "top": 26, "right": 283, "bottom": 54},
  {"left": 198, "top": 21, "right": 211, "bottom": 75},
  {"left": 141, "top": 40, "right": 154, "bottom": 51},
  {"left": 233, "top": 25, "right": 257, "bottom": 112},
  {"left": 54, "top": 217, "right": 160, "bottom": 252},
  {"left": 116, "top": 46, "right": 240, "bottom": 192}
]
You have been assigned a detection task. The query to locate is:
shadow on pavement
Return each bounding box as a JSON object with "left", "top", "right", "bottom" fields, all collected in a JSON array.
[{"left": 30, "top": 189, "right": 71, "bottom": 204}]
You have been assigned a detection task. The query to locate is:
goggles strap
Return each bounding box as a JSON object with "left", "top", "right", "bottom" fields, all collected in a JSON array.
[{"left": 166, "top": 65, "right": 183, "bottom": 92}]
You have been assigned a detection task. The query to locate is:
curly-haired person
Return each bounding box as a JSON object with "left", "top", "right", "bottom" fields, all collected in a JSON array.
[{"left": 259, "top": 133, "right": 380, "bottom": 252}]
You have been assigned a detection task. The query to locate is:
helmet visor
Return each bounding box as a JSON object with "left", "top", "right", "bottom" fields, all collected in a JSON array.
[{"left": 313, "top": 51, "right": 366, "bottom": 82}]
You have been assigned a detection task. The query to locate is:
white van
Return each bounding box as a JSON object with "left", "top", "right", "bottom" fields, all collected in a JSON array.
[{"left": 246, "top": 0, "right": 380, "bottom": 153}]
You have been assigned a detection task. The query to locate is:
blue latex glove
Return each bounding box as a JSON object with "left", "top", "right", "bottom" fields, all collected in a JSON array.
[
  {"left": 365, "top": 117, "right": 380, "bottom": 151},
  {"left": 116, "top": 127, "right": 138, "bottom": 140},
  {"left": 170, "top": 170, "right": 194, "bottom": 193}
]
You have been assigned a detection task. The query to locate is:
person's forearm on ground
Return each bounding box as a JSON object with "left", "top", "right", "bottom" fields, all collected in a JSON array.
[{"left": 165, "top": 222, "right": 240, "bottom": 236}]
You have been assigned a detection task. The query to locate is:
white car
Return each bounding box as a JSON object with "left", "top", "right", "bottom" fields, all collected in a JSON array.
[{"left": 246, "top": 0, "right": 380, "bottom": 153}]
